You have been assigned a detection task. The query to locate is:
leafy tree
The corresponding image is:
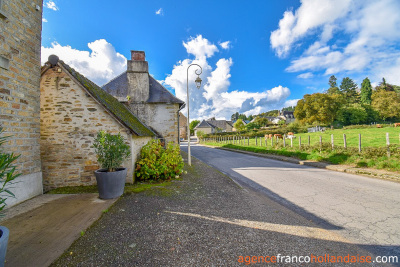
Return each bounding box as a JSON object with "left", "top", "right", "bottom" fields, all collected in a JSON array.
[
  {"left": 189, "top": 120, "right": 200, "bottom": 135},
  {"left": 245, "top": 122, "right": 259, "bottom": 130},
  {"left": 376, "top": 77, "right": 395, "bottom": 92},
  {"left": 327, "top": 75, "right": 340, "bottom": 95},
  {"left": 360, "top": 77, "right": 372, "bottom": 105},
  {"left": 253, "top": 116, "right": 270, "bottom": 128},
  {"left": 282, "top": 106, "right": 295, "bottom": 112},
  {"left": 238, "top": 114, "right": 247, "bottom": 121},
  {"left": 371, "top": 90, "right": 400, "bottom": 120},
  {"left": 233, "top": 119, "right": 246, "bottom": 132},
  {"left": 336, "top": 104, "right": 368, "bottom": 125},
  {"left": 294, "top": 93, "right": 340, "bottom": 124},
  {"left": 247, "top": 115, "right": 254, "bottom": 121},
  {"left": 231, "top": 112, "right": 239, "bottom": 121},
  {"left": 340, "top": 77, "right": 359, "bottom": 104}
]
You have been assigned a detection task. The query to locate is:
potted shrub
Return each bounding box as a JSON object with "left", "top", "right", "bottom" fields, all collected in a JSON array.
[
  {"left": 93, "top": 131, "right": 131, "bottom": 199},
  {"left": 0, "top": 128, "right": 20, "bottom": 266}
]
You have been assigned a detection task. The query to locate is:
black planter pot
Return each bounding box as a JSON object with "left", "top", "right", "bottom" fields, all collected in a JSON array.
[
  {"left": 0, "top": 226, "right": 9, "bottom": 267},
  {"left": 94, "top": 168, "right": 127, "bottom": 199}
]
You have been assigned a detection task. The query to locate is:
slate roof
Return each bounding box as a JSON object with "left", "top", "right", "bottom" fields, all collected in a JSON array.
[
  {"left": 195, "top": 120, "right": 232, "bottom": 131},
  {"left": 102, "top": 72, "right": 185, "bottom": 108},
  {"left": 42, "top": 60, "right": 155, "bottom": 137}
]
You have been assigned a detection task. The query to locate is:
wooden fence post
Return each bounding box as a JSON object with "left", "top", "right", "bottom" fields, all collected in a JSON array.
[
  {"left": 248, "top": 137, "right": 250, "bottom": 146},
  {"left": 299, "top": 136, "right": 301, "bottom": 149},
  {"left": 291, "top": 137, "right": 293, "bottom": 148},
  {"left": 308, "top": 135, "right": 310, "bottom": 146},
  {"left": 319, "top": 136, "right": 322, "bottom": 152},
  {"left": 358, "top": 134, "right": 361, "bottom": 153},
  {"left": 331, "top": 134, "right": 334, "bottom": 150},
  {"left": 283, "top": 136, "right": 286, "bottom": 147},
  {"left": 271, "top": 136, "right": 274, "bottom": 147},
  {"left": 387, "top": 132, "right": 390, "bottom": 158},
  {"left": 343, "top": 134, "right": 347, "bottom": 149},
  {"left": 255, "top": 136, "right": 257, "bottom": 146}
]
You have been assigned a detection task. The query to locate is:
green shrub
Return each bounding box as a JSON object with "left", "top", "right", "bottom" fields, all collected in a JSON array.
[
  {"left": 92, "top": 131, "right": 131, "bottom": 172},
  {"left": 135, "top": 139, "right": 183, "bottom": 181},
  {"left": 0, "top": 128, "right": 21, "bottom": 213}
]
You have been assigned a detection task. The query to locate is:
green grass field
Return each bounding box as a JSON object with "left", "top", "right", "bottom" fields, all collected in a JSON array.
[{"left": 202, "top": 126, "right": 400, "bottom": 172}]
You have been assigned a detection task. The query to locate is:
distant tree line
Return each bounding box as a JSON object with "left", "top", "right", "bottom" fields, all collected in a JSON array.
[{"left": 294, "top": 76, "right": 400, "bottom": 126}]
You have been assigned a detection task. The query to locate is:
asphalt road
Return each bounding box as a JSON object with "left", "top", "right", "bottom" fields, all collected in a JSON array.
[{"left": 181, "top": 142, "right": 400, "bottom": 258}]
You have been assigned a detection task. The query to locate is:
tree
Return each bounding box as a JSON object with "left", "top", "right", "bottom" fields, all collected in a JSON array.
[
  {"left": 371, "top": 90, "right": 400, "bottom": 121},
  {"left": 340, "top": 77, "right": 359, "bottom": 104},
  {"left": 327, "top": 75, "right": 340, "bottom": 95},
  {"left": 189, "top": 120, "right": 200, "bottom": 135},
  {"left": 245, "top": 122, "right": 259, "bottom": 130},
  {"left": 231, "top": 112, "right": 239, "bottom": 121},
  {"left": 375, "top": 77, "right": 394, "bottom": 92},
  {"left": 294, "top": 93, "right": 340, "bottom": 124},
  {"left": 233, "top": 119, "right": 246, "bottom": 132},
  {"left": 253, "top": 116, "right": 270, "bottom": 128},
  {"left": 336, "top": 104, "right": 368, "bottom": 126},
  {"left": 360, "top": 77, "right": 372, "bottom": 105}
]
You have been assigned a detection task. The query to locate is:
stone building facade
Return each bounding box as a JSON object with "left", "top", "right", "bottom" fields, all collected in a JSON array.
[
  {"left": 40, "top": 58, "right": 154, "bottom": 190},
  {"left": 0, "top": 0, "right": 43, "bottom": 206},
  {"left": 179, "top": 112, "right": 187, "bottom": 140},
  {"left": 103, "top": 51, "right": 185, "bottom": 144}
]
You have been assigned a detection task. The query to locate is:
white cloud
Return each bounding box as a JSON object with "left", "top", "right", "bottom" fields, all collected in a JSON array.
[
  {"left": 219, "top": 41, "right": 231, "bottom": 50},
  {"left": 45, "top": 0, "right": 58, "bottom": 11},
  {"left": 42, "top": 18, "right": 48, "bottom": 23},
  {"left": 271, "top": 0, "right": 400, "bottom": 85},
  {"left": 155, "top": 8, "right": 163, "bottom": 15},
  {"left": 297, "top": 72, "right": 314, "bottom": 79},
  {"left": 41, "top": 39, "right": 127, "bottom": 86},
  {"left": 183, "top": 35, "right": 219, "bottom": 60},
  {"left": 165, "top": 36, "right": 294, "bottom": 120}
]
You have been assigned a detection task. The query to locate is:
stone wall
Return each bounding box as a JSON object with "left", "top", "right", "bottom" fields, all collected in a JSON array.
[
  {"left": 179, "top": 112, "right": 187, "bottom": 139},
  {"left": 0, "top": 0, "right": 43, "bottom": 206},
  {"left": 129, "top": 102, "right": 180, "bottom": 144},
  {"left": 40, "top": 67, "right": 136, "bottom": 191}
]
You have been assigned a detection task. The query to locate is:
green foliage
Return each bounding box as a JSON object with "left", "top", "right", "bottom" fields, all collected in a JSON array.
[
  {"left": 376, "top": 77, "right": 395, "bottom": 92},
  {"left": 371, "top": 90, "right": 400, "bottom": 120},
  {"left": 294, "top": 93, "right": 340, "bottom": 125},
  {"left": 196, "top": 130, "right": 206, "bottom": 138},
  {"left": 360, "top": 77, "right": 372, "bottom": 105},
  {"left": 135, "top": 139, "right": 183, "bottom": 181},
  {"left": 92, "top": 131, "right": 131, "bottom": 172},
  {"left": 253, "top": 117, "right": 270, "bottom": 128},
  {"left": 189, "top": 120, "right": 200, "bottom": 135},
  {"left": 340, "top": 77, "right": 359, "bottom": 104},
  {"left": 327, "top": 75, "right": 340, "bottom": 95},
  {"left": 336, "top": 104, "right": 368, "bottom": 125},
  {"left": 0, "top": 128, "right": 21, "bottom": 213},
  {"left": 245, "top": 122, "right": 260, "bottom": 130},
  {"left": 233, "top": 119, "right": 246, "bottom": 132}
]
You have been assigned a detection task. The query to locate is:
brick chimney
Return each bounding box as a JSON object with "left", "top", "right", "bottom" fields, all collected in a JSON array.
[{"left": 127, "top": 50, "right": 149, "bottom": 102}]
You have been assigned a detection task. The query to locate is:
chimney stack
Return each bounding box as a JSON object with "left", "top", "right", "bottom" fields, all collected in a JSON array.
[{"left": 127, "top": 50, "right": 149, "bottom": 102}]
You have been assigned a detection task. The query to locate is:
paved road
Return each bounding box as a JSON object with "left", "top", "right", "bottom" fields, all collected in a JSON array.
[{"left": 181, "top": 143, "right": 400, "bottom": 257}]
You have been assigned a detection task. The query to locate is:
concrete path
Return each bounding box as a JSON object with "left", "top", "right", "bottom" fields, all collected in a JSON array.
[
  {"left": 1, "top": 194, "right": 116, "bottom": 267},
  {"left": 181, "top": 144, "right": 400, "bottom": 257}
]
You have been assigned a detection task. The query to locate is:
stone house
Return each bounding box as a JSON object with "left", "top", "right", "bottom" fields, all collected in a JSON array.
[
  {"left": 103, "top": 51, "right": 185, "bottom": 144},
  {"left": 194, "top": 118, "right": 233, "bottom": 135},
  {"left": 0, "top": 0, "right": 43, "bottom": 206},
  {"left": 40, "top": 56, "right": 155, "bottom": 190},
  {"left": 179, "top": 112, "right": 187, "bottom": 140}
]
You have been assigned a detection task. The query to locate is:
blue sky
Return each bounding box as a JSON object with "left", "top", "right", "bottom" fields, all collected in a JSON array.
[{"left": 41, "top": 0, "right": 400, "bottom": 120}]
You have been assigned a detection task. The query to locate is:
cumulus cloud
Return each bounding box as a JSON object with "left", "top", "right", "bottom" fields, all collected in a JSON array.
[
  {"left": 271, "top": 0, "right": 400, "bottom": 85},
  {"left": 297, "top": 72, "right": 314, "bottom": 79},
  {"left": 42, "top": 18, "right": 48, "bottom": 23},
  {"left": 219, "top": 41, "right": 231, "bottom": 50},
  {"left": 41, "top": 39, "right": 127, "bottom": 85},
  {"left": 165, "top": 35, "right": 294, "bottom": 120},
  {"left": 45, "top": 0, "right": 58, "bottom": 11},
  {"left": 155, "top": 8, "right": 163, "bottom": 15}
]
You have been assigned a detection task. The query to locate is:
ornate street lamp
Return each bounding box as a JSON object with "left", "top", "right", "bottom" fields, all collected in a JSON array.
[{"left": 187, "top": 64, "right": 202, "bottom": 166}]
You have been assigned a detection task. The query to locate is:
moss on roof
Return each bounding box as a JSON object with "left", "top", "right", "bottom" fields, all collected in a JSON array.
[{"left": 59, "top": 61, "right": 155, "bottom": 137}]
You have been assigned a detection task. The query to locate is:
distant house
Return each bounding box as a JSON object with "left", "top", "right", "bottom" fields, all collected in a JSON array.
[
  {"left": 194, "top": 118, "right": 233, "bottom": 135},
  {"left": 103, "top": 51, "right": 185, "bottom": 144},
  {"left": 40, "top": 56, "right": 155, "bottom": 190}
]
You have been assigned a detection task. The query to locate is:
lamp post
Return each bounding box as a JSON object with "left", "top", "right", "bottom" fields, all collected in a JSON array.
[{"left": 187, "top": 64, "right": 202, "bottom": 166}]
